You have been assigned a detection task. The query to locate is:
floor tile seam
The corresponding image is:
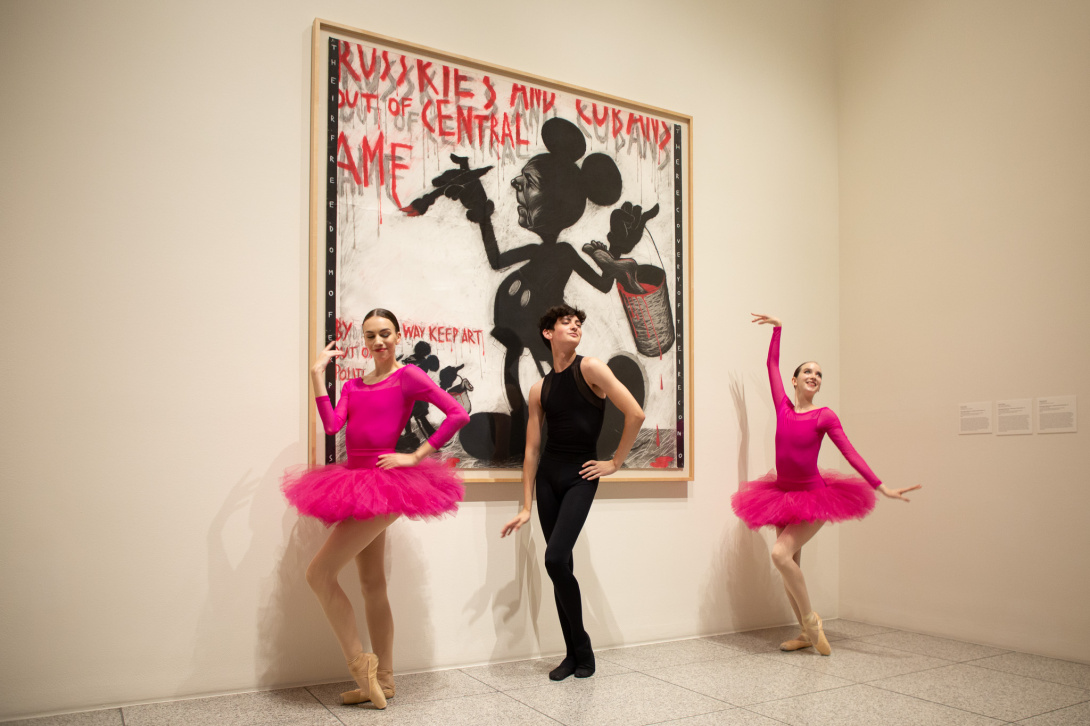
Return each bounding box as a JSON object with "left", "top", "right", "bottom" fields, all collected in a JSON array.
[
  {"left": 951, "top": 662, "right": 1090, "bottom": 694},
  {"left": 639, "top": 705, "right": 743, "bottom": 726},
  {"left": 454, "top": 667, "right": 503, "bottom": 693},
  {"left": 488, "top": 690, "right": 568, "bottom": 726},
  {"left": 732, "top": 704, "right": 798, "bottom": 726},
  {"left": 302, "top": 685, "right": 349, "bottom": 726},
  {"left": 967, "top": 661, "right": 1090, "bottom": 692},
  {"left": 837, "top": 640, "right": 964, "bottom": 664},
  {"left": 1009, "top": 699, "right": 1090, "bottom": 723},
  {"left": 853, "top": 658, "right": 976, "bottom": 683},
  {"left": 627, "top": 669, "right": 743, "bottom": 707},
  {"left": 863, "top": 678, "right": 1055, "bottom": 721}
]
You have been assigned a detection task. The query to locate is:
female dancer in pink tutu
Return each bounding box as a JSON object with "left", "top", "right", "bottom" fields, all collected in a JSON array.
[
  {"left": 283, "top": 308, "right": 469, "bottom": 708},
  {"left": 732, "top": 314, "right": 919, "bottom": 655}
]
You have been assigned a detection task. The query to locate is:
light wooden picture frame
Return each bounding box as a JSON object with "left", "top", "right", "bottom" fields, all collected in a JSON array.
[{"left": 308, "top": 19, "right": 694, "bottom": 482}]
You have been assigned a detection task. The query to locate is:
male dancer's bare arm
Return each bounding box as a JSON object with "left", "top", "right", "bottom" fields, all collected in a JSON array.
[
  {"left": 579, "top": 357, "right": 645, "bottom": 479},
  {"left": 501, "top": 381, "right": 544, "bottom": 537}
]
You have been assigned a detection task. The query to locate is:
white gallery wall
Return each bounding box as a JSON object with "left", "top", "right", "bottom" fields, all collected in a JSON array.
[
  {"left": 836, "top": 0, "right": 1090, "bottom": 660},
  {"left": 0, "top": 0, "right": 845, "bottom": 719}
]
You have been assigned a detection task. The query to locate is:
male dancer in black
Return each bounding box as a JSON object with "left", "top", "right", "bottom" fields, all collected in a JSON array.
[{"left": 500, "top": 304, "right": 645, "bottom": 680}]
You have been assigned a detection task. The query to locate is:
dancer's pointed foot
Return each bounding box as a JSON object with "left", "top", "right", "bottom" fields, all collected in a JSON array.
[
  {"left": 340, "top": 669, "right": 394, "bottom": 705},
  {"left": 549, "top": 656, "right": 577, "bottom": 681},
  {"left": 346, "top": 652, "right": 387, "bottom": 709},
  {"left": 802, "top": 612, "right": 832, "bottom": 656},
  {"left": 779, "top": 632, "right": 813, "bottom": 651}
]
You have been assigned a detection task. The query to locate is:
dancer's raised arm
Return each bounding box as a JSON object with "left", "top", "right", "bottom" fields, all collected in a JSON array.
[
  {"left": 311, "top": 341, "right": 347, "bottom": 434},
  {"left": 752, "top": 314, "right": 785, "bottom": 405}
]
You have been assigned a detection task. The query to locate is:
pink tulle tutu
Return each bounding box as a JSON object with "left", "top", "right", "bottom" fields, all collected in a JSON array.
[
  {"left": 731, "top": 468, "right": 876, "bottom": 529},
  {"left": 282, "top": 457, "right": 464, "bottom": 525}
]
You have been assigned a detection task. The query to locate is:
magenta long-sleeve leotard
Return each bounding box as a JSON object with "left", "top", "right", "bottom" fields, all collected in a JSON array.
[
  {"left": 731, "top": 326, "right": 879, "bottom": 528},
  {"left": 283, "top": 365, "right": 470, "bottom": 524}
]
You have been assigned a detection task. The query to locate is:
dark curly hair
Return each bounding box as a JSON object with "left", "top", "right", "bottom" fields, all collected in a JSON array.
[{"left": 539, "top": 304, "right": 586, "bottom": 349}]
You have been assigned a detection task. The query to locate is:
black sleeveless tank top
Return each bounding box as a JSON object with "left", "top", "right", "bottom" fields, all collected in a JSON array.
[{"left": 541, "top": 355, "right": 606, "bottom": 461}]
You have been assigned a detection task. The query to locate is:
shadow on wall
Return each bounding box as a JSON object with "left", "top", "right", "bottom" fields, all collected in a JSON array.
[
  {"left": 178, "top": 447, "right": 328, "bottom": 698},
  {"left": 700, "top": 375, "right": 791, "bottom": 634},
  {"left": 256, "top": 478, "right": 435, "bottom": 687},
  {"left": 461, "top": 480, "right": 625, "bottom": 664},
  {"left": 463, "top": 486, "right": 546, "bottom": 664},
  {"left": 178, "top": 445, "right": 436, "bottom": 697}
]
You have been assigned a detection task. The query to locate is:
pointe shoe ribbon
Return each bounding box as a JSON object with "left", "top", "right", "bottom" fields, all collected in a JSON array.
[
  {"left": 802, "top": 612, "right": 832, "bottom": 656},
  {"left": 345, "top": 653, "right": 386, "bottom": 709}
]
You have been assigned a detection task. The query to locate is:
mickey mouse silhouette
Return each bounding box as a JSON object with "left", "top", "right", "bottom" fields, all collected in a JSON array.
[{"left": 410, "top": 118, "right": 654, "bottom": 461}]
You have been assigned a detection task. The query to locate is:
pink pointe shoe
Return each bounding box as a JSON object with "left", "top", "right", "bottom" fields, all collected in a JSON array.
[
  {"left": 345, "top": 653, "right": 386, "bottom": 709},
  {"left": 780, "top": 632, "right": 813, "bottom": 651},
  {"left": 802, "top": 612, "right": 832, "bottom": 656},
  {"left": 341, "top": 668, "right": 394, "bottom": 705}
]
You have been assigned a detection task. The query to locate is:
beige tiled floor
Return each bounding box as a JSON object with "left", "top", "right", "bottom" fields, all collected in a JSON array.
[{"left": 8, "top": 621, "right": 1090, "bottom": 726}]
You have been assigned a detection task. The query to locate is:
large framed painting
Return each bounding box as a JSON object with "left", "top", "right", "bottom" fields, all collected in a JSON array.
[{"left": 308, "top": 19, "right": 694, "bottom": 481}]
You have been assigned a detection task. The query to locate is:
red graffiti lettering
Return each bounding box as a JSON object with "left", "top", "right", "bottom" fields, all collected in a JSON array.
[
  {"left": 457, "top": 105, "right": 474, "bottom": 145},
  {"left": 339, "top": 89, "right": 359, "bottom": 109},
  {"left": 338, "top": 42, "right": 360, "bottom": 82},
  {"left": 380, "top": 50, "right": 392, "bottom": 81},
  {"left": 515, "top": 113, "right": 529, "bottom": 146},
  {"left": 576, "top": 99, "right": 592, "bottom": 125},
  {"left": 658, "top": 122, "right": 671, "bottom": 151},
  {"left": 416, "top": 59, "right": 439, "bottom": 95},
  {"left": 454, "top": 69, "right": 473, "bottom": 99},
  {"left": 482, "top": 75, "right": 496, "bottom": 111},
  {"left": 361, "top": 132, "right": 385, "bottom": 187},
  {"left": 389, "top": 142, "right": 411, "bottom": 209},
  {"left": 358, "top": 44, "right": 377, "bottom": 80},
  {"left": 509, "top": 83, "right": 528, "bottom": 109},
  {"left": 500, "top": 113, "right": 516, "bottom": 148},
  {"left": 337, "top": 132, "right": 362, "bottom": 185},
  {"left": 436, "top": 99, "right": 454, "bottom": 138}
]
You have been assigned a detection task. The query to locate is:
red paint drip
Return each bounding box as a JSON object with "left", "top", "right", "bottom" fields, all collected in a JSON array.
[
  {"left": 655, "top": 425, "right": 660, "bottom": 447},
  {"left": 650, "top": 456, "right": 674, "bottom": 468}
]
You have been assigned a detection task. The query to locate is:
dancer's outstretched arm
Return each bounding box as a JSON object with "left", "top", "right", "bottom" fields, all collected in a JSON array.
[
  {"left": 579, "top": 357, "right": 645, "bottom": 479},
  {"left": 501, "top": 380, "right": 544, "bottom": 537}
]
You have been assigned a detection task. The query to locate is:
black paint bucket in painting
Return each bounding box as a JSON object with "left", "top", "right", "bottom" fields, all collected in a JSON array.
[{"left": 618, "top": 264, "right": 675, "bottom": 358}]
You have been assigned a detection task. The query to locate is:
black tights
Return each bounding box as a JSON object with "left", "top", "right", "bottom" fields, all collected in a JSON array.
[{"left": 536, "top": 455, "right": 598, "bottom": 659}]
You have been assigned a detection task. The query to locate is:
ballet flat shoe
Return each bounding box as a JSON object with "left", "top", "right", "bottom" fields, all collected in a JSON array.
[
  {"left": 779, "top": 633, "right": 813, "bottom": 651},
  {"left": 346, "top": 652, "right": 386, "bottom": 709},
  {"left": 802, "top": 612, "right": 832, "bottom": 656}
]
